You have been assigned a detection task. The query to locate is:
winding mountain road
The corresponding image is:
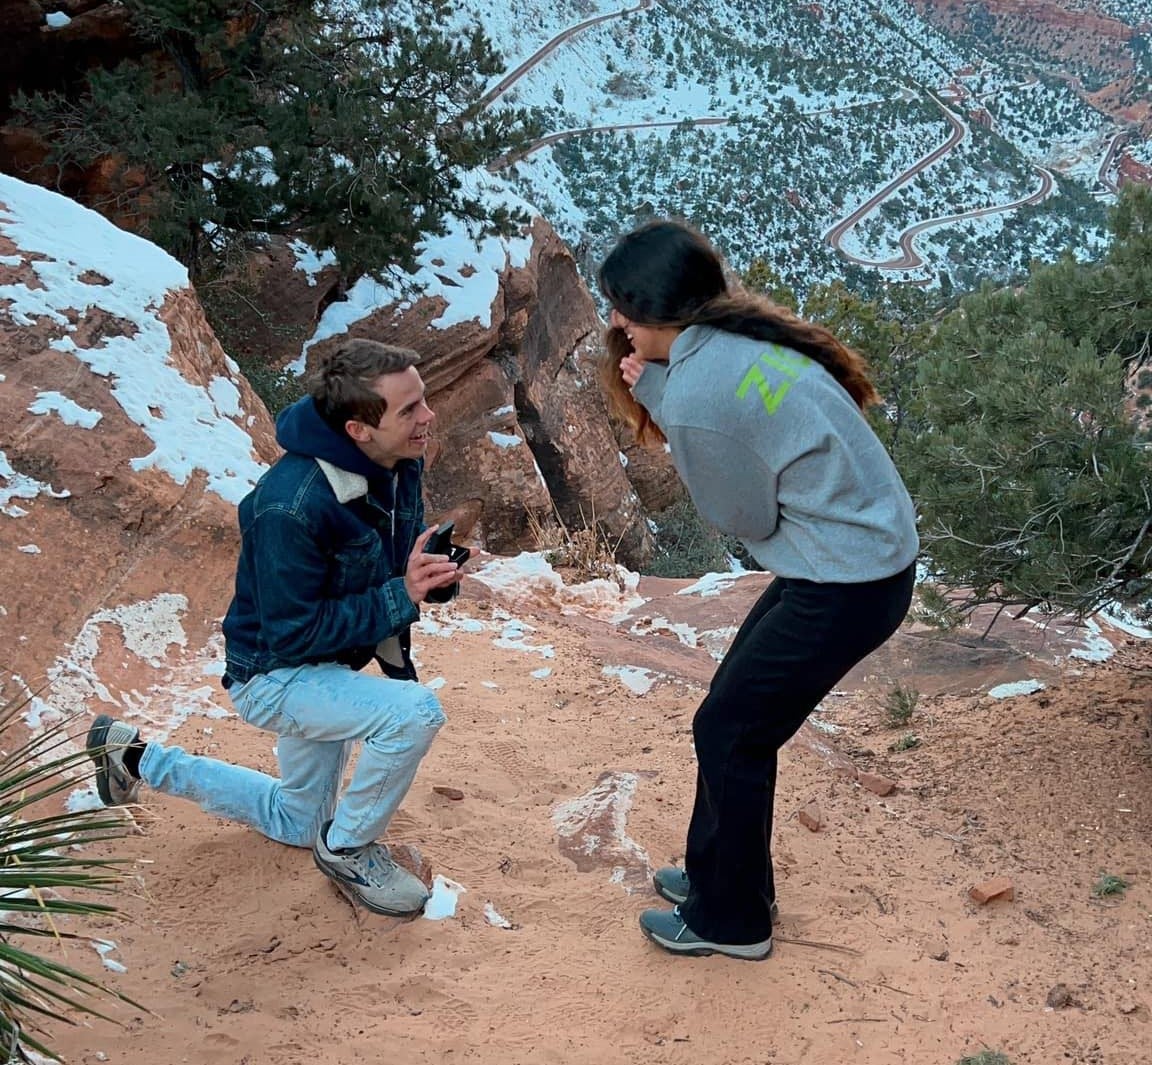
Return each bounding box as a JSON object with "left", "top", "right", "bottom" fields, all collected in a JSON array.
[
  {"left": 479, "top": 7, "right": 1064, "bottom": 277},
  {"left": 856, "top": 166, "right": 1056, "bottom": 271},
  {"left": 1097, "top": 129, "right": 1129, "bottom": 193},
  {"left": 822, "top": 94, "right": 965, "bottom": 263},
  {"left": 490, "top": 116, "right": 730, "bottom": 172},
  {"left": 823, "top": 94, "right": 1058, "bottom": 272},
  {"left": 491, "top": 99, "right": 898, "bottom": 172},
  {"left": 478, "top": 0, "right": 651, "bottom": 111}
]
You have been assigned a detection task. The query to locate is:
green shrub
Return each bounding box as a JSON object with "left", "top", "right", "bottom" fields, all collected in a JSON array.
[
  {"left": 884, "top": 682, "right": 919, "bottom": 727},
  {"left": 896, "top": 186, "right": 1152, "bottom": 618},
  {"left": 0, "top": 680, "right": 142, "bottom": 1059},
  {"left": 909, "top": 584, "right": 966, "bottom": 630},
  {"left": 643, "top": 499, "right": 753, "bottom": 578},
  {"left": 197, "top": 276, "right": 308, "bottom": 416},
  {"left": 1092, "top": 872, "right": 1129, "bottom": 898},
  {"left": 232, "top": 357, "right": 307, "bottom": 418},
  {"left": 956, "top": 1052, "right": 1012, "bottom": 1065}
]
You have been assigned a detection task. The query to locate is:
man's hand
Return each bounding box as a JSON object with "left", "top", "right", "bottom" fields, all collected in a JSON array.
[{"left": 405, "top": 525, "right": 473, "bottom": 604}]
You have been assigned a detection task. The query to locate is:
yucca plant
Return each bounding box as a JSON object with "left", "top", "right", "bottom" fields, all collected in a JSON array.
[{"left": 0, "top": 682, "right": 142, "bottom": 1062}]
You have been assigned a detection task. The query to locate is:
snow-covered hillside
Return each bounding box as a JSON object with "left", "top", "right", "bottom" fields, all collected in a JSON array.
[{"left": 452, "top": 0, "right": 1128, "bottom": 297}]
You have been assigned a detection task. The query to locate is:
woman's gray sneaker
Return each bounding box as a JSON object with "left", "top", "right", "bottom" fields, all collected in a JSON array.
[
  {"left": 652, "top": 866, "right": 692, "bottom": 904},
  {"left": 652, "top": 866, "right": 779, "bottom": 921},
  {"left": 313, "top": 823, "right": 431, "bottom": 916},
  {"left": 85, "top": 714, "right": 142, "bottom": 806},
  {"left": 639, "top": 906, "right": 773, "bottom": 961}
]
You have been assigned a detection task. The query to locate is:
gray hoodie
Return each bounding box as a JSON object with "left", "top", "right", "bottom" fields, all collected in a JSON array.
[{"left": 631, "top": 324, "right": 919, "bottom": 583}]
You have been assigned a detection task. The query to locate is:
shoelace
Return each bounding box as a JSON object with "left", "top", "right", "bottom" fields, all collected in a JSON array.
[{"left": 358, "top": 843, "right": 396, "bottom": 877}]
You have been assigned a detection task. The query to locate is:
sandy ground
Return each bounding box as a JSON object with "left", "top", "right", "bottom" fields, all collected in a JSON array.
[{"left": 38, "top": 575, "right": 1152, "bottom": 1065}]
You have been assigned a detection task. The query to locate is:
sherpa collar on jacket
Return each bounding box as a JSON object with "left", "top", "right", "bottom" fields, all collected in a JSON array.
[{"left": 315, "top": 458, "right": 370, "bottom": 503}]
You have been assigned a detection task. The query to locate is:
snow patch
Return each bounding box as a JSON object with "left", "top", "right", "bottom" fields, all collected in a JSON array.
[
  {"left": 1068, "top": 619, "right": 1116, "bottom": 663},
  {"left": 494, "top": 616, "right": 555, "bottom": 658},
  {"left": 1096, "top": 602, "right": 1152, "bottom": 640},
  {"left": 293, "top": 170, "right": 536, "bottom": 373},
  {"left": 676, "top": 571, "right": 758, "bottom": 598},
  {"left": 601, "top": 665, "right": 658, "bottom": 695},
  {"left": 629, "top": 615, "right": 698, "bottom": 647},
  {"left": 288, "top": 238, "right": 338, "bottom": 285},
  {"left": 1, "top": 449, "right": 70, "bottom": 516},
  {"left": 551, "top": 771, "right": 652, "bottom": 891},
  {"left": 484, "top": 902, "right": 514, "bottom": 929},
  {"left": 92, "top": 940, "right": 126, "bottom": 974},
  {"left": 471, "top": 551, "right": 645, "bottom": 622},
  {"left": 28, "top": 391, "right": 102, "bottom": 429},
  {"left": 988, "top": 679, "right": 1045, "bottom": 699},
  {"left": 423, "top": 875, "right": 466, "bottom": 920}
]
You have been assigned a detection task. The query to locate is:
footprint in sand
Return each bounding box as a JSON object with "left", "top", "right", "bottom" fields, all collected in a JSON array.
[{"left": 383, "top": 977, "right": 481, "bottom": 1030}]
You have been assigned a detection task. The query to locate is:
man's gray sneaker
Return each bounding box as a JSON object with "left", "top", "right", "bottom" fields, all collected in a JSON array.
[
  {"left": 639, "top": 906, "right": 773, "bottom": 961},
  {"left": 313, "top": 823, "right": 431, "bottom": 917},
  {"left": 85, "top": 714, "right": 142, "bottom": 806},
  {"left": 652, "top": 866, "right": 779, "bottom": 921}
]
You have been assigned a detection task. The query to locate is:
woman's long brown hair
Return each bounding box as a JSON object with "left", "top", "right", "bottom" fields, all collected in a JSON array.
[
  {"left": 598, "top": 220, "right": 880, "bottom": 449},
  {"left": 692, "top": 289, "right": 880, "bottom": 408},
  {"left": 600, "top": 326, "right": 668, "bottom": 447},
  {"left": 599, "top": 288, "right": 880, "bottom": 449}
]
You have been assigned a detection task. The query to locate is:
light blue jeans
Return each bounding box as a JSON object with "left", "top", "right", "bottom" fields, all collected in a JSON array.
[{"left": 139, "top": 662, "right": 445, "bottom": 850}]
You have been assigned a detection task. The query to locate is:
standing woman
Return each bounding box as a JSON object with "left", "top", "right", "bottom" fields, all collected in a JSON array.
[{"left": 599, "top": 220, "right": 919, "bottom": 961}]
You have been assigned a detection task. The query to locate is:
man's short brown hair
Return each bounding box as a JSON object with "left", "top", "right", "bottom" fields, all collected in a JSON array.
[{"left": 310, "top": 339, "right": 420, "bottom": 434}]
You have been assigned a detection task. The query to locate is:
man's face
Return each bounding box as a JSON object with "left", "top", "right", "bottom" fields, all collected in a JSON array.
[{"left": 346, "top": 367, "right": 435, "bottom": 469}]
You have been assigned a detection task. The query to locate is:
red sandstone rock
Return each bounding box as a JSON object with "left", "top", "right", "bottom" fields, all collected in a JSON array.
[
  {"left": 798, "top": 802, "right": 824, "bottom": 832},
  {"left": 389, "top": 842, "right": 433, "bottom": 889},
  {"left": 908, "top": 0, "right": 1140, "bottom": 124},
  {"left": 968, "top": 877, "right": 1015, "bottom": 904},
  {"left": 276, "top": 219, "right": 659, "bottom": 564},
  {"left": 859, "top": 771, "right": 898, "bottom": 796},
  {"left": 210, "top": 222, "right": 666, "bottom": 564},
  {"left": 1118, "top": 154, "right": 1152, "bottom": 187},
  {"left": 0, "top": 177, "right": 277, "bottom": 688}
]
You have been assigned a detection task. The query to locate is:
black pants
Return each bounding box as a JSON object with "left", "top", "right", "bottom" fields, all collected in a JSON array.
[{"left": 677, "top": 564, "right": 915, "bottom": 944}]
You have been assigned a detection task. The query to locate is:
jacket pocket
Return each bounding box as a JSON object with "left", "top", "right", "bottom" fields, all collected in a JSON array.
[{"left": 331, "top": 533, "right": 384, "bottom": 596}]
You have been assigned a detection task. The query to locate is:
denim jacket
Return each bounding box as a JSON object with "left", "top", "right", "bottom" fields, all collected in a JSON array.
[{"left": 222, "top": 397, "right": 425, "bottom": 686}]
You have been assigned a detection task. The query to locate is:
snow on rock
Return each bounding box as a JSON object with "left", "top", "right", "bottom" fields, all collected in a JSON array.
[
  {"left": 471, "top": 551, "right": 646, "bottom": 622},
  {"left": 0, "top": 175, "right": 277, "bottom": 697},
  {"left": 0, "top": 175, "right": 272, "bottom": 504}
]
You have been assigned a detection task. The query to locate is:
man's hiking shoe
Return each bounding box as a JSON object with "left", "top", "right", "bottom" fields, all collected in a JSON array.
[
  {"left": 652, "top": 866, "right": 779, "bottom": 921},
  {"left": 313, "top": 823, "right": 431, "bottom": 917},
  {"left": 639, "top": 906, "right": 773, "bottom": 961},
  {"left": 85, "top": 714, "right": 142, "bottom": 806}
]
